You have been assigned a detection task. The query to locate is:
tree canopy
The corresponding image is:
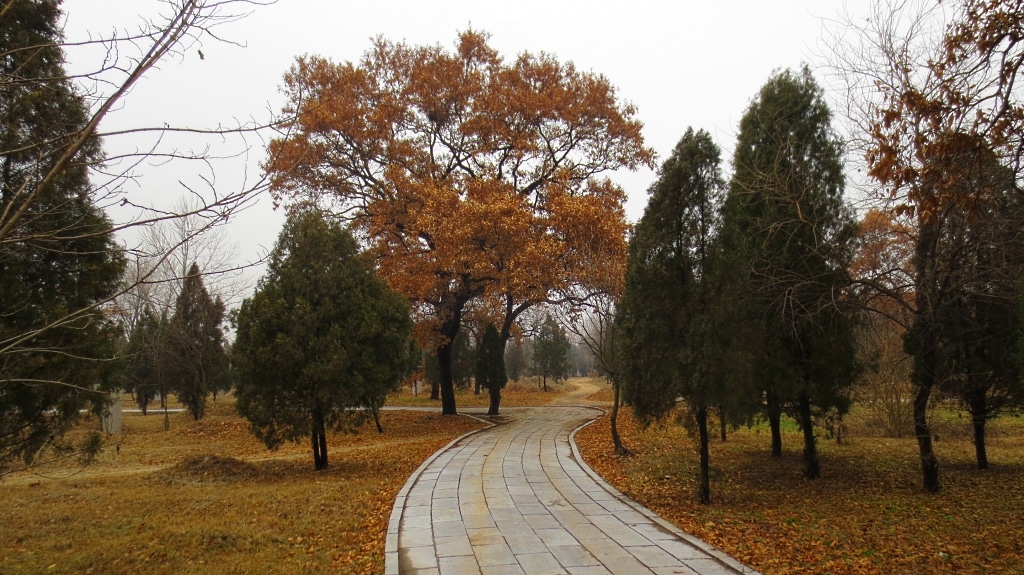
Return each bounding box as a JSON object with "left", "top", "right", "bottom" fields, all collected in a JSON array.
[
  {"left": 233, "top": 210, "right": 412, "bottom": 471},
  {"left": 0, "top": 0, "right": 125, "bottom": 475},
  {"left": 722, "top": 67, "right": 858, "bottom": 479},
  {"left": 264, "top": 29, "right": 653, "bottom": 415},
  {"left": 164, "top": 263, "right": 228, "bottom": 421}
]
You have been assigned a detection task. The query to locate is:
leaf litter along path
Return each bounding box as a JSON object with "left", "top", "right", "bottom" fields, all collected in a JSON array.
[{"left": 385, "top": 383, "right": 760, "bottom": 575}]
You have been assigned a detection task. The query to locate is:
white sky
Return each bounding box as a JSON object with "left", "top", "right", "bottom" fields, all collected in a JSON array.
[{"left": 61, "top": 0, "right": 875, "bottom": 299}]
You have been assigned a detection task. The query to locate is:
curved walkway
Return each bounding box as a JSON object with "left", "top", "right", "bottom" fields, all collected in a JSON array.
[{"left": 384, "top": 405, "right": 761, "bottom": 575}]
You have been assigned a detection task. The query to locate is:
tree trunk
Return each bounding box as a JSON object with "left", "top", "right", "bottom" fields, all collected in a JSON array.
[
  {"left": 766, "top": 388, "right": 783, "bottom": 457},
  {"left": 542, "top": 374, "right": 548, "bottom": 392},
  {"left": 311, "top": 409, "right": 329, "bottom": 470},
  {"left": 696, "top": 405, "right": 711, "bottom": 504},
  {"left": 372, "top": 406, "right": 384, "bottom": 434},
  {"left": 610, "top": 377, "right": 630, "bottom": 456},
  {"left": 912, "top": 382, "right": 939, "bottom": 490},
  {"left": 911, "top": 218, "right": 941, "bottom": 492},
  {"left": 436, "top": 296, "right": 468, "bottom": 416},
  {"left": 437, "top": 341, "right": 457, "bottom": 415},
  {"left": 430, "top": 380, "right": 440, "bottom": 400},
  {"left": 798, "top": 392, "right": 820, "bottom": 479},
  {"left": 487, "top": 386, "right": 501, "bottom": 416},
  {"left": 969, "top": 389, "right": 989, "bottom": 470},
  {"left": 718, "top": 405, "right": 727, "bottom": 442}
]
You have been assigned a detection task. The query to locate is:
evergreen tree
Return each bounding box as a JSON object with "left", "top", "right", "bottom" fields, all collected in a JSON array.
[
  {"left": 721, "top": 67, "right": 858, "bottom": 479},
  {"left": 124, "top": 308, "right": 161, "bottom": 415},
  {"left": 0, "top": 0, "right": 125, "bottom": 474},
  {"left": 233, "top": 210, "right": 412, "bottom": 471},
  {"left": 534, "top": 314, "right": 570, "bottom": 391},
  {"left": 505, "top": 340, "right": 526, "bottom": 382},
  {"left": 934, "top": 159, "right": 1024, "bottom": 469},
  {"left": 165, "top": 263, "right": 227, "bottom": 421},
  {"left": 476, "top": 324, "right": 507, "bottom": 416},
  {"left": 618, "top": 128, "right": 744, "bottom": 503}
]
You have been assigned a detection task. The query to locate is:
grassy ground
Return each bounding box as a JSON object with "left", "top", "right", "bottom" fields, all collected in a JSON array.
[
  {"left": 6, "top": 378, "right": 1020, "bottom": 574},
  {"left": 0, "top": 395, "right": 490, "bottom": 575},
  {"left": 575, "top": 403, "right": 1024, "bottom": 575}
]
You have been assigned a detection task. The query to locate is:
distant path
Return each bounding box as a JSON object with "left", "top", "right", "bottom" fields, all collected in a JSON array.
[{"left": 384, "top": 403, "right": 760, "bottom": 574}]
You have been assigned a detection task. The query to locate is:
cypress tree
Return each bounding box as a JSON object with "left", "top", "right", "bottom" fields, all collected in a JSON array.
[{"left": 0, "top": 0, "right": 125, "bottom": 473}]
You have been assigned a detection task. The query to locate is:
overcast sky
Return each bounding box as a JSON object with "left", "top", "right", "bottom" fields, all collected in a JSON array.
[{"left": 61, "top": 0, "right": 875, "bottom": 296}]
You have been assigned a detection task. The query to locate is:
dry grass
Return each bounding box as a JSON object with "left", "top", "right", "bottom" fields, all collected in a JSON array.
[
  {"left": 0, "top": 396, "right": 487, "bottom": 575},
  {"left": 576, "top": 406, "right": 1024, "bottom": 575}
]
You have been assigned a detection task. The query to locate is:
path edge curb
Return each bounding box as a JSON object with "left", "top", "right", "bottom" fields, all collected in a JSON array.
[
  {"left": 383, "top": 410, "right": 494, "bottom": 575},
  {"left": 568, "top": 406, "right": 764, "bottom": 575}
]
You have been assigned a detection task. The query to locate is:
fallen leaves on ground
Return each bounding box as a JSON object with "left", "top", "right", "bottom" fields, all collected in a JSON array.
[
  {"left": 576, "top": 409, "right": 1024, "bottom": 575},
  {"left": 0, "top": 403, "right": 485, "bottom": 575}
]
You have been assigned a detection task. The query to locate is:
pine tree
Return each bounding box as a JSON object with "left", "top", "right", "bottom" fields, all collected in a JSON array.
[
  {"left": 721, "top": 67, "right": 858, "bottom": 479},
  {"left": 165, "top": 263, "right": 227, "bottom": 421},
  {"left": 233, "top": 210, "right": 412, "bottom": 471},
  {"left": 618, "top": 128, "right": 756, "bottom": 502},
  {"left": 124, "top": 308, "right": 161, "bottom": 415},
  {"left": 534, "top": 314, "right": 570, "bottom": 392},
  {"left": 0, "top": 0, "right": 125, "bottom": 474}
]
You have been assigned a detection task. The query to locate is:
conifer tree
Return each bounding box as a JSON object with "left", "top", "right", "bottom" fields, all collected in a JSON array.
[
  {"left": 618, "top": 128, "right": 745, "bottom": 502},
  {"left": 233, "top": 210, "right": 412, "bottom": 471},
  {"left": 534, "top": 314, "right": 570, "bottom": 391},
  {"left": 165, "top": 263, "right": 227, "bottom": 421},
  {"left": 721, "top": 67, "right": 858, "bottom": 479},
  {"left": 0, "top": 0, "right": 125, "bottom": 474}
]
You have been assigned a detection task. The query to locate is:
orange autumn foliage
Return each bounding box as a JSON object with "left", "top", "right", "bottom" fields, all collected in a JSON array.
[{"left": 264, "top": 30, "right": 653, "bottom": 343}]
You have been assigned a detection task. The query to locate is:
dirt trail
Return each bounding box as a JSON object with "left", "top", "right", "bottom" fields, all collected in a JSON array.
[{"left": 551, "top": 377, "right": 610, "bottom": 406}]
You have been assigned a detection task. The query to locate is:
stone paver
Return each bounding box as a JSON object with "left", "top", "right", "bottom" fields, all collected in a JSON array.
[{"left": 384, "top": 406, "right": 761, "bottom": 575}]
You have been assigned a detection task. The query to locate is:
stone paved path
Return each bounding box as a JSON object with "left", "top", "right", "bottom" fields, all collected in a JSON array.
[{"left": 384, "top": 405, "right": 761, "bottom": 575}]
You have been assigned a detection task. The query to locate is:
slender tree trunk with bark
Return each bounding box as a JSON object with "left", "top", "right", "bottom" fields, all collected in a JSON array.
[
  {"left": 487, "top": 386, "right": 501, "bottom": 416},
  {"left": 437, "top": 341, "right": 457, "bottom": 415},
  {"left": 798, "top": 392, "right": 820, "bottom": 479},
  {"left": 696, "top": 405, "right": 711, "bottom": 504},
  {"left": 912, "top": 220, "right": 941, "bottom": 492},
  {"left": 311, "top": 408, "right": 329, "bottom": 470},
  {"left": 766, "top": 388, "right": 783, "bottom": 457},
  {"left": 970, "top": 389, "right": 989, "bottom": 470},
  {"left": 610, "top": 377, "right": 630, "bottom": 456}
]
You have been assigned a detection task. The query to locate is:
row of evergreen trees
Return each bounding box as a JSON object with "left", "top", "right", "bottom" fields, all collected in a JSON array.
[
  {"left": 617, "top": 67, "right": 1024, "bottom": 502},
  {"left": 123, "top": 264, "right": 229, "bottom": 424}
]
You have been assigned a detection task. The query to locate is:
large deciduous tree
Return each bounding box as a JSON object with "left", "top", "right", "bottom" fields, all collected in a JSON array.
[
  {"left": 0, "top": 0, "right": 125, "bottom": 475},
  {"left": 722, "top": 67, "right": 858, "bottom": 480},
  {"left": 233, "top": 210, "right": 412, "bottom": 471},
  {"left": 832, "top": 0, "right": 1024, "bottom": 491},
  {"left": 264, "top": 30, "right": 653, "bottom": 415}
]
